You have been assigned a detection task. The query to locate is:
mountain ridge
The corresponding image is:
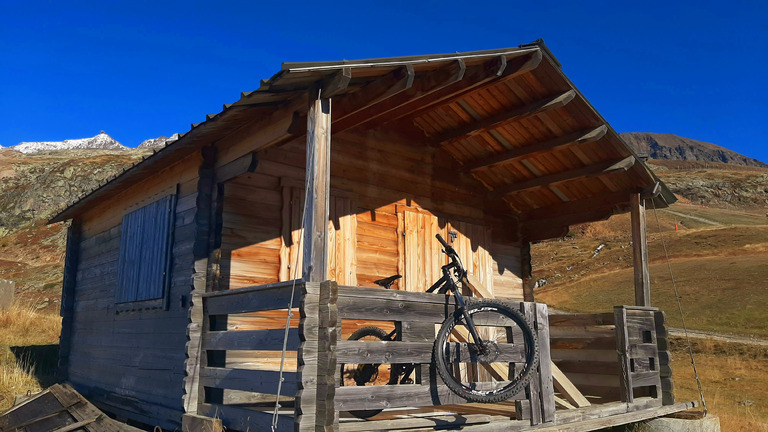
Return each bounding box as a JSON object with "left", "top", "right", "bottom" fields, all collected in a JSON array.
[
  {"left": 8, "top": 131, "right": 180, "bottom": 153},
  {"left": 13, "top": 131, "right": 126, "bottom": 153},
  {"left": 620, "top": 132, "right": 767, "bottom": 168}
]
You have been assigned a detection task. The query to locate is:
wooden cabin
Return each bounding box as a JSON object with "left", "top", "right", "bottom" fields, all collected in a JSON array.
[{"left": 51, "top": 41, "right": 695, "bottom": 431}]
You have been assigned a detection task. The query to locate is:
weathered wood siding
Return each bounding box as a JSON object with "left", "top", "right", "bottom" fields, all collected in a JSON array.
[
  {"left": 219, "top": 133, "right": 524, "bottom": 299},
  {"left": 65, "top": 153, "right": 202, "bottom": 429}
]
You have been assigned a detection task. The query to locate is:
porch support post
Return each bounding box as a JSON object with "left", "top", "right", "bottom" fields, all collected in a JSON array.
[
  {"left": 631, "top": 193, "right": 651, "bottom": 307},
  {"left": 303, "top": 95, "right": 332, "bottom": 282}
]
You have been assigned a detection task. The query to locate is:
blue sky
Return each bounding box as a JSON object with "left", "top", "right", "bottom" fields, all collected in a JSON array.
[{"left": 1, "top": 1, "right": 766, "bottom": 163}]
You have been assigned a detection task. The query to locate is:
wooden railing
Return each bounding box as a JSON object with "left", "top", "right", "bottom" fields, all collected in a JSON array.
[
  {"left": 333, "top": 283, "right": 555, "bottom": 427},
  {"left": 192, "top": 280, "right": 556, "bottom": 431},
  {"left": 194, "top": 280, "right": 303, "bottom": 431},
  {"left": 548, "top": 307, "right": 669, "bottom": 408}
]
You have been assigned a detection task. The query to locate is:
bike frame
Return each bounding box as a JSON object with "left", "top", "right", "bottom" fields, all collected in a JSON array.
[{"left": 429, "top": 235, "right": 487, "bottom": 352}]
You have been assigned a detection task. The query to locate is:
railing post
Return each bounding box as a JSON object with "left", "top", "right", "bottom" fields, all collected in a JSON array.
[
  {"left": 615, "top": 306, "right": 663, "bottom": 405},
  {"left": 654, "top": 311, "right": 675, "bottom": 405},
  {"left": 516, "top": 302, "right": 554, "bottom": 425},
  {"left": 295, "top": 280, "right": 339, "bottom": 431}
]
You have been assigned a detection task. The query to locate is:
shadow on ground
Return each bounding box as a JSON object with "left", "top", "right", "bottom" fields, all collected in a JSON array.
[{"left": 10, "top": 344, "right": 59, "bottom": 388}]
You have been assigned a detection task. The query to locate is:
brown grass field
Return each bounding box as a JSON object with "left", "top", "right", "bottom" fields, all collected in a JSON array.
[
  {"left": 0, "top": 301, "right": 61, "bottom": 411},
  {"left": 536, "top": 200, "right": 768, "bottom": 429}
]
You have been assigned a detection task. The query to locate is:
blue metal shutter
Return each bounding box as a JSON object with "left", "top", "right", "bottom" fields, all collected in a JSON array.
[{"left": 116, "top": 195, "right": 176, "bottom": 303}]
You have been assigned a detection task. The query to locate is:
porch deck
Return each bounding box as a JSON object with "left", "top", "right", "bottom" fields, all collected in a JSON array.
[{"left": 184, "top": 280, "right": 694, "bottom": 431}]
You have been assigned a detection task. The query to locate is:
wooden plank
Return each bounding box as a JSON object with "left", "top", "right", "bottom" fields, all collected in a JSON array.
[
  {"left": 303, "top": 97, "right": 332, "bottom": 282},
  {"left": 466, "top": 125, "right": 608, "bottom": 172},
  {"left": 204, "top": 282, "right": 301, "bottom": 315},
  {"left": 436, "top": 90, "right": 576, "bottom": 146},
  {"left": 199, "top": 367, "right": 298, "bottom": 395},
  {"left": 534, "top": 304, "right": 555, "bottom": 423},
  {"left": 337, "top": 340, "right": 525, "bottom": 364},
  {"left": 334, "top": 59, "right": 465, "bottom": 132},
  {"left": 335, "top": 383, "right": 526, "bottom": 412},
  {"left": 551, "top": 362, "right": 590, "bottom": 408},
  {"left": 338, "top": 413, "right": 494, "bottom": 432},
  {"left": 521, "top": 302, "right": 541, "bottom": 425},
  {"left": 490, "top": 156, "right": 635, "bottom": 199},
  {"left": 614, "top": 306, "right": 633, "bottom": 403},
  {"left": 49, "top": 416, "right": 99, "bottom": 432},
  {"left": 631, "top": 193, "right": 651, "bottom": 307},
  {"left": 202, "top": 328, "right": 300, "bottom": 351},
  {"left": 527, "top": 400, "right": 696, "bottom": 432},
  {"left": 379, "top": 50, "right": 542, "bottom": 124},
  {"left": 331, "top": 65, "right": 416, "bottom": 132}
]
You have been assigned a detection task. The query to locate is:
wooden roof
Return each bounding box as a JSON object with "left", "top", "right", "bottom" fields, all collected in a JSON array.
[{"left": 51, "top": 40, "right": 675, "bottom": 240}]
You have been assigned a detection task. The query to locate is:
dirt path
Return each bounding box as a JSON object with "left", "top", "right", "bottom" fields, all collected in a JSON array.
[
  {"left": 661, "top": 209, "right": 723, "bottom": 226},
  {"left": 668, "top": 328, "right": 768, "bottom": 346}
]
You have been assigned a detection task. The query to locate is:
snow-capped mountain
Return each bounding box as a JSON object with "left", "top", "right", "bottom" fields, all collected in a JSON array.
[
  {"left": 13, "top": 131, "right": 126, "bottom": 154},
  {"left": 138, "top": 133, "right": 180, "bottom": 149}
]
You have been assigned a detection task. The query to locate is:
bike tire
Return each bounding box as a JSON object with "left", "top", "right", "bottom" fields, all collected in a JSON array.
[
  {"left": 433, "top": 299, "right": 539, "bottom": 403},
  {"left": 340, "top": 326, "right": 391, "bottom": 418}
]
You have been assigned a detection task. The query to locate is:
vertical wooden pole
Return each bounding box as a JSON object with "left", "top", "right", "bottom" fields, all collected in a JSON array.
[
  {"left": 303, "top": 97, "right": 332, "bottom": 282},
  {"left": 184, "top": 145, "right": 217, "bottom": 413},
  {"left": 631, "top": 193, "right": 650, "bottom": 307},
  {"left": 58, "top": 219, "right": 81, "bottom": 381}
]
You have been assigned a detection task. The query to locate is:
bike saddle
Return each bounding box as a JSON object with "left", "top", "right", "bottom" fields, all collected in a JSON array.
[{"left": 373, "top": 275, "right": 402, "bottom": 289}]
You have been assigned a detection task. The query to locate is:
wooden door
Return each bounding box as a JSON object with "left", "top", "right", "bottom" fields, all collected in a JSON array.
[{"left": 398, "top": 206, "right": 494, "bottom": 296}]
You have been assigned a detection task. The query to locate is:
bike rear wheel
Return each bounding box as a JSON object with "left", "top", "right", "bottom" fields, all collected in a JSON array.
[
  {"left": 433, "top": 299, "right": 539, "bottom": 403},
  {"left": 340, "top": 326, "right": 393, "bottom": 418}
]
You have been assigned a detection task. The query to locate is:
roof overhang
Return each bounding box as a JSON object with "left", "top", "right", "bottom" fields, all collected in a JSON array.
[{"left": 50, "top": 40, "right": 675, "bottom": 241}]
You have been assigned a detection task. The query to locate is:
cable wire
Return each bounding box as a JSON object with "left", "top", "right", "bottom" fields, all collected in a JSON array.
[
  {"left": 271, "top": 106, "right": 316, "bottom": 431},
  {"left": 649, "top": 199, "right": 707, "bottom": 415}
]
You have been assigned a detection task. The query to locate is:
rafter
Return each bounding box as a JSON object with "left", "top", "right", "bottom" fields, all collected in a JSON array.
[
  {"left": 435, "top": 90, "right": 576, "bottom": 146},
  {"left": 489, "top": 155, "right": 636, "bottom": 199},
  {"left": 332, "top": 59, "right": 467, "bottom": 132},
  {"left": 320, "top": 67, "right": 352, "bottom": 98},
  {"left": 465, "top": 125, "right": 608, "bottom": 172},
  {"left": 332, "top": 64, "right": 416, "bottom": 124},
  {"left": 374, "top": 50, "right": 543, "bottom": 125}
]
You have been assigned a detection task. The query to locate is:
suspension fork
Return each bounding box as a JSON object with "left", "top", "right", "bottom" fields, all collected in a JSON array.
[{"left": 452, "top": 286, "right": 486, "bottom": 351}]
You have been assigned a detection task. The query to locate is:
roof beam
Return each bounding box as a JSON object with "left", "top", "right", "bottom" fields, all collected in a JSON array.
[
  {"left": 435, "top": 90, "right": 576, "bottom": 146},
  {"left": 331, "top": 65, "right": 415, "bottom": 128},
  {"left": 490, "top": 155, "right": 636, "bottom": 199},
  {"left": 465, "top": 125, "right": 608, "bottom": 172},
  {"left": 320, "top": 67, "right": 352, "bottom": 98},
  {"left": 332, "top": 59, "right": 467, "bottom": 132},
  {"left": 375, "top": 50, "right": 543, "bottom": 125}
]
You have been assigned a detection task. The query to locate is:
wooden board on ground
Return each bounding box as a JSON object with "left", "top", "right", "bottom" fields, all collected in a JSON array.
[{"left": 0, "top": 383, "right": 144, "bottom": 432}]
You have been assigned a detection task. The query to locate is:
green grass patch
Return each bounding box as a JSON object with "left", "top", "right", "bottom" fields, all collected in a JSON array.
[{"left": 538, "top": 254, "right": 768, "bottom": 338}]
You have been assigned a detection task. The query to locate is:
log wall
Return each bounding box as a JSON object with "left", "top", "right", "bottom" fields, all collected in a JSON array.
[
  {"left": 64, "top": 151, "right": 202, "bottom": 429},
  {"left": 219, "top": 132, "right": 524, "bottom": 299}
]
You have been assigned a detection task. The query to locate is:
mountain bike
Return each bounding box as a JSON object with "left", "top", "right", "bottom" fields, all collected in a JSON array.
[{"left": 340, "top": 234, "right": 539, "bottom": 417}]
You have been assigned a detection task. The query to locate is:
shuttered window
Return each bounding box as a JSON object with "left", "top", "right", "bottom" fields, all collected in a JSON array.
[{"left": 116, "top": 195, "right": 176, "bottom": 304}]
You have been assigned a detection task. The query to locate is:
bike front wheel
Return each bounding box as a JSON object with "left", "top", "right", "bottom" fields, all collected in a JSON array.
[{"left": 433, "top": 299, "right": 539, "bottom": 403}]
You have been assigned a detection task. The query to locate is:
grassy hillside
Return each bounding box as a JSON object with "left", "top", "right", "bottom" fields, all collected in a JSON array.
[{"left": 534, "top": 164, "right": 768, "bottom": 430}]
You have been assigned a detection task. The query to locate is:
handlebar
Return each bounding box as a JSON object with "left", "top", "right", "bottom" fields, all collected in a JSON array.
[
  {"left": 435, "top": 234, "right": 464, "bottom": 277},
  {"left": 435, "top": 233, "right": 451, "bottom": 250}
]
